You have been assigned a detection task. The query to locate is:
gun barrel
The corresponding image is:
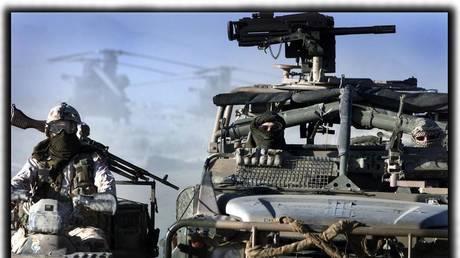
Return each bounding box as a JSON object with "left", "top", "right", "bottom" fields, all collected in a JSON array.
[
  {"left": 225, "top": 102, "right": 340, "bottom": 139},
  {"left": 108, "top": 153, "right": 179, "bottom": 190},
  {"left": 333, "top": 25, "right": 395, "bottom": 35}
]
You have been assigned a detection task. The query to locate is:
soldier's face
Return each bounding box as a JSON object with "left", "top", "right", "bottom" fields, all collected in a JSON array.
[
  {"left": 258, "top": 121, "right": 282, "bottom": 132},
  {"left": 48, "top": 120, "right": 78, "bottom": 138}
]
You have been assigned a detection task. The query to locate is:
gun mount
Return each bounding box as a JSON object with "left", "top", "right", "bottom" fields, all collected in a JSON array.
[
  {"left": 167, "top": 12, "right": 448, "bottom": 258},
  {"left": 228, "top": 12, "right": 395, "bottom": 84}
]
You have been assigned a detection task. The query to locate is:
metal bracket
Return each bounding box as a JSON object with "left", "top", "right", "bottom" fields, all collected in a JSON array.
[
  {"left": 383, "top": 95, "right": 406, "bottom": 187},
  {"left": 196, "top": 170, "right": 219, "bottom": 216},
  {"left": 324, "top": 174, "right": 360, "bottom": 191}
]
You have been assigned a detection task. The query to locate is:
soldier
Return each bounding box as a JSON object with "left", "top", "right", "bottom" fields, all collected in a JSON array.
[
  {"left": 245, "top": 111, "right": 287, "bottom": 149},
  {"left": 11, "top": 102, "right": 116, "bottom": 253}
]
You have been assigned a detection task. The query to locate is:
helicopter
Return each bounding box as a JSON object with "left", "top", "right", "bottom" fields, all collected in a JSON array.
[
  {"left": 49, "top": 49, "right": 177, "bottom": 123},
  {"left": 50, "top": 48, "right": 270, "bottom": 122}
]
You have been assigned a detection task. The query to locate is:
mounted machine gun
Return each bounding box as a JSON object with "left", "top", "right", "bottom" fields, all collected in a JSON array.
[{"left": 228, "top": 12, "right": 395, "bottom": 84}]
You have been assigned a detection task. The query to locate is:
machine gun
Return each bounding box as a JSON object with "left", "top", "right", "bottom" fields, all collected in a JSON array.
[
  {"left": 228, "top": 12, "right": 395, "bottom": 83},
  {"left": 10, "top": 104, "right": 178, "bottom": 190}
]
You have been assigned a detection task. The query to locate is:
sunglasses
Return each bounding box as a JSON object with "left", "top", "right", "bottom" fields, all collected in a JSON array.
[{"left": 47, "top": 120, "right": 78, "bottom": 134}]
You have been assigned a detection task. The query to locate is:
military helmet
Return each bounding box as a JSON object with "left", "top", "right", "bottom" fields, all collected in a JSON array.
[
  {"left": 45, "top": 103, "right": 81, "bottom": 136},
  {"left": 46, "top": 102, "right": 81, "bottom": 124}
]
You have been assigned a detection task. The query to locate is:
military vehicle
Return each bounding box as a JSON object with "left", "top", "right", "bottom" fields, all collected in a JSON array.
[
  {"left": 166, "top": 12, "right": 448, "bottom": 258},
  {"left": 10, "top": 104, "right": 179, "bottom": 258}
]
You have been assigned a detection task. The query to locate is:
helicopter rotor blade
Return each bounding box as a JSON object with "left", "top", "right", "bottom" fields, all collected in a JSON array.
[
  {"left": 117, "top": 50, "right": 206, "bottom": 70},
  {"left": 130, "top": 75, "right": 255, "bottom": 87},
  {"left": 129, "top": 76, "right": 205, "bottom": 87},
  {"left": 194, "top": 66, "right": 236, "bottom": 75},
  {"left": 48, "top": 51, "right": 95, "bottom": 62},
  {"left": 111, "top": 49, "right": 277, "bottom": 78},
  {"left": 118, "top": 62, "right": 177, "bottom": 76},
  {"left": 51, "top": 55, "right": 176, "bottom": 76}
]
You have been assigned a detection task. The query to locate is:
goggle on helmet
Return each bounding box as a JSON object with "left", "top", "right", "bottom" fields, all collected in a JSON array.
[
  {"left": 47, "top": 120, "right": 78, "bottom": 134},
  {"left": 45, "top": 102, "right": 81, "bottom": 136}
]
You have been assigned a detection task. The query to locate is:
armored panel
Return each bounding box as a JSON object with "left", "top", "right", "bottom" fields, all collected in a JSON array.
[
  {"left": 235, "top": 156, "right": 338, "bottom": 190},
  {"left": 112, "top": 199, "right": 149, "bottom": 251},
  {"left": 176, "top": 186, "right": 196, "bottom": 221},
  {"left": 226, "top": 194, "right": 448, "bottom": 228}
]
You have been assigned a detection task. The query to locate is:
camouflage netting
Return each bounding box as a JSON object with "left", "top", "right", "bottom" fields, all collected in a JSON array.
[
  {"left": 245, "top": 217, "right": 379, "bottom": 258},
  {"left": 410, "top": 118, "right": 445, "bottom": 147},
  {"left": 212, "top": 87, "right": 448, "bottom": 114}
]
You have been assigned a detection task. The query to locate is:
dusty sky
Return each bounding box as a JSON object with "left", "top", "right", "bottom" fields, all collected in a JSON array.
[{"left": 10, "top": 11, "right": 448, "bottom": 238}]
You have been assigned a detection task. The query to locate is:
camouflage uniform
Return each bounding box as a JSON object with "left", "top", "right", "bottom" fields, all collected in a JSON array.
[
  {"left": 11, "top": 103, "right": 116, "bottom": 253},
  {"left": 11, "top": 154, "right": 116, "bottom": 198}
]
